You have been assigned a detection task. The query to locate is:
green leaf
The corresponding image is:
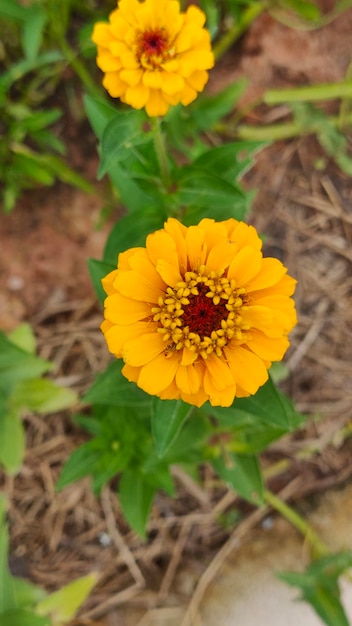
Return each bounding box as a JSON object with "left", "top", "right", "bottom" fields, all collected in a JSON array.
[
  {"left": 12, "top": 153, "right": 55, "bottom": 186},
  {"left": 0, "top": 610, "right": 50, "bottom": 626},
  {"left": 151, "top": 398, "right": 194, "bottom": 458},
  {"left": 176, "top": 167, "right": 248, "bottom": 221},
  {"left": 233, "top": 375, "right": 304, "bottom": 430},
  {"left": 7, "top": 323, "right": 36, "bottom": 354},
  {"left": 103, "top": 208, "right": 166, "bottom": 264},
  {"left": 87, "top": 258, "right": 115, "bottom": 305},
  {"left": 119, "top": 470, "right": 155, "bottom": 538},
  {"left": 36, "top": 572, "right": 97, "bottom": 624},
  {"left": 212, "top": 452, "right": 264, "bottom": 505},
  {"left": 84, "top": 361, "right": 151, "bottom": 410},
  {"left": 0, "top": 51, "right": 64, "bottom": 92},
  {"left": 83, "top": 95, "right": 118, "bottom": 140},
  {"left": 21, "top": 5, "right": 47, "bottom": 61},
  {"left": 0, "top": 0, "right": 26, "bottom": 21},
  {"left": 12, "top": 379, "right": 78, "bottom": 414},
  {"left": 0, "top": 408, "right": 25, "bottom": 474},
  {"left": 279, "top": 552, "right": 352, "bottom": 626},
  {"left": 281, "top": 0, "right": 321, "bottom": 21},
  {"left": 56, "top": 443, "right": 103, "bottom": 491},
  {"left": 108, "top": 162, "right": 159, "bottom": 213},
  {"left": 193, "top": 141, "right": 266, "bottom": 182},
  {"left": 0, "top": 331, "right": 51, "bottom": 394},
  {"left": 98, "top": 110, "right": 150, "bottom": 178},
  {"left": 0, "top": 496, "right": 19, "bottom": 612}
]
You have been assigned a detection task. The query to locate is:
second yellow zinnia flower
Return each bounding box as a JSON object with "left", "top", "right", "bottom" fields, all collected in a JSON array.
[
  {"left": 92, "top": 0, "right": 214, "bottom": 117},
  {"left": 101, "top": 218, "right": 297, "bottom": 408}
]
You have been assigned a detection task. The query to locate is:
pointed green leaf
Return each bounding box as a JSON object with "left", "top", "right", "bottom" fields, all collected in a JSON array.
[
  {"left": 0, "top": 610, "right": 50, "bottom": 626},
  {"left": 0, "top": 409, "right": 25, "bottom": 474},
  {"left": 212, "top": 453, "right": 264, "bottom": 505},
  {"left": 279, "top": 551, "right": 352, "bottom": 626},
  {"left": 103, "top": 208, "right": 166, "bottom": 264},
  {"left": 176, "top": 167, "right": 247, "bottom": 219},
  {"left": 84, "top": 361, "right": 151, "bottom": 409},
  {"left": 83, "top": 95, "right": 118, "bottom": 140},
  {"left": 98, "top": 110, "right": 150, "bottom": 178},
  {"left": 119, "top": 470, "right": 155, "bottom": 538},
  {"left": 36, "top": 573, "right": 97, "bottom": 625},
  {"left": 22, "top": 5, "right": 47, "bottom": 61},
  {"left": 234, "top": 376, "right": 304, "bottom": 430},
  {"left": 7, "top": 323, "right": 36, "bottom": 354},
  {"left": 0, "top": 331, "right": 51, "bottom": 394},
  {"left": 151, "top": 398, "right": 194, "bottom": 458},
  {"left": 12, "top": 379, "right": 78, "bottom": 414}
]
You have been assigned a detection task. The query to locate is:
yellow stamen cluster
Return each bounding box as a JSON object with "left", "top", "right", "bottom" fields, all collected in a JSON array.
[{"left": 152, "top": 266, "right": 248, "bottom": 360}]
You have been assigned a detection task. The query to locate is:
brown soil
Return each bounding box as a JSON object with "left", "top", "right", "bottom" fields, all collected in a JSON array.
[{"left": 1, "top": 8, "right": 352, "bottom": 626}]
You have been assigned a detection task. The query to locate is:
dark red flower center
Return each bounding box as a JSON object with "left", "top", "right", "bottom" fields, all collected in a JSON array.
[
  {"left": 182, "top": 285, "right": 228, "bottom": 338},
  {"left": 140, "top": 29, "right": 168, "bottom": 58}
]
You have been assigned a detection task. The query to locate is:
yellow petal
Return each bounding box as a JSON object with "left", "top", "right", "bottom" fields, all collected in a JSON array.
[
  {"left": 146, "top": 230, "right": 180, "bottom": 270},
  {"left": 248, "top": 329, "right": 290, "bottom": 361},
  {"left": 156, "top": 260, "right": 181, "bottom": 287},
  {"left": 143, "top": 70, "right": 163, "bottom": 89},
  {"left": 114, "top": 269, "right": 163, "bottom": 303},
  {"left": 185, "top": 226, "right": 207, "bottom": 270},
  {"left": 246, "top": 258, "right": 287, "bottom": 292},
  {"left": 101, "top": 269, "right": 119, "bottom": 295},
  {"left": 241, "top": 305, "right": 274, "bottom": 331},
  {"left": 160, "top": 71, "right": 185, "bottom": 95},
  {"left": 122, "top": 363, "right": 140, "bottom": 383},
  {"left": 164, "top": 218, "right": 188, "bottom": 274},
  {"left": 185, "top": 5, "right": 206, "bottom": 28},
  {"left": 145, "top": 90, "right": 170, "bottom": 117},
  {"left": 159, "top": 379, "right": 181, "bottom": 401},
  {"left": 128, "top": 248, "right": 166, "bottom": 290},
  {"left": 206, "top": 240, "right": 238, "bottom": 272},
  {"left": 224, "top": 345, "right": 268, "bottom": 394},
  {"left": 120, "top": 68, "right": 143, "bottom": 87},
  {"left": 122, "top": 332, "right": 164, "bottom": 366},
  {"left": 97, "top": 53, "right": 122, "bottom": 72},
  {"left": 118, "top": 247, "right": 144, "bottom": 270},
  {"left": 92, "top": 23, "right": 114, "bottom": 46},
  {"left": 180, "top": 84, "right": 197, "bottom": 106},
  {"left": 102, "top": 72, "right": 126, "bottom": 98},
  {"left": 181, "top": 347, "right": 198, "bottom": 366},
  {"left": 208, "top": 386, "right": 236, "bottom": 407},
  {"left": 203, "top": 354, "right": 235, "bottom": 391},
  {"left": 228, "top": 222, "right": 262, "bottom": 251},
  {"left": 227, "top": 246, "right": 263, "bottom": 286},
  {"left": 104, "top": 293, "right": 151, "bottom": 324},
  {"left": 103, "top": 321, "right": 150, "bottom": 357},
  {"left": 186, "top": 69, "right": 209, "bottom": 92},
  {"left": 138, "top": 353, "right": 180, "bottom": 394},
  {"left": 176, "top": 364, "right": 201, "bottom": 395}
]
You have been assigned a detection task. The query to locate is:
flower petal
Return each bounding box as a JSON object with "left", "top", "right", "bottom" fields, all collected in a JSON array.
[
  {"left": 227, "top": 246, "right": 263, "bottom": 286},
  {"left": 122, "top": 332, "right": 165, "bottom": 366},
  {"left": 138, "top": 353, "right": 180, "bottom": 394},
  {"left": 224, "top": 345, "right": 268, "bottom": 394},
  {"left": 104, "top": 293, "right": 151, "bottom": 324}
]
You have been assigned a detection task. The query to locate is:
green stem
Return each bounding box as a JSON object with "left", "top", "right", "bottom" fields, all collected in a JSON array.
[
  {"left": 264, "top": 490, "right": 328, "bottom": 559},
  {"left": 58, "top": 38, "right": 103, "bottom": 99},
  {"left": 152, "top": 117, "right": 171, "bottom": 190},
  {"left": 228, "top": 110, "right": 352, "bottom": 142},
  {"left": 213, "top": 2, "right": 267, "bottom": 61},
  {"left": 264, "top": 81, "right": 352, "bottom": 105}
]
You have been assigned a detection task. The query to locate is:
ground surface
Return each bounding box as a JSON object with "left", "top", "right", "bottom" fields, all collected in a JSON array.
[{"left": 1, "top": 7, "right": 352, "bottom": 626}]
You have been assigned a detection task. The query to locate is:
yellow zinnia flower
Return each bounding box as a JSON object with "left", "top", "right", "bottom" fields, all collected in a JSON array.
[
  {"left": 101, "top": 218, "right": 297, "bottom": 408},
  {"left": 91, "top": 0, "right": 214, "bottom": 117}
]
